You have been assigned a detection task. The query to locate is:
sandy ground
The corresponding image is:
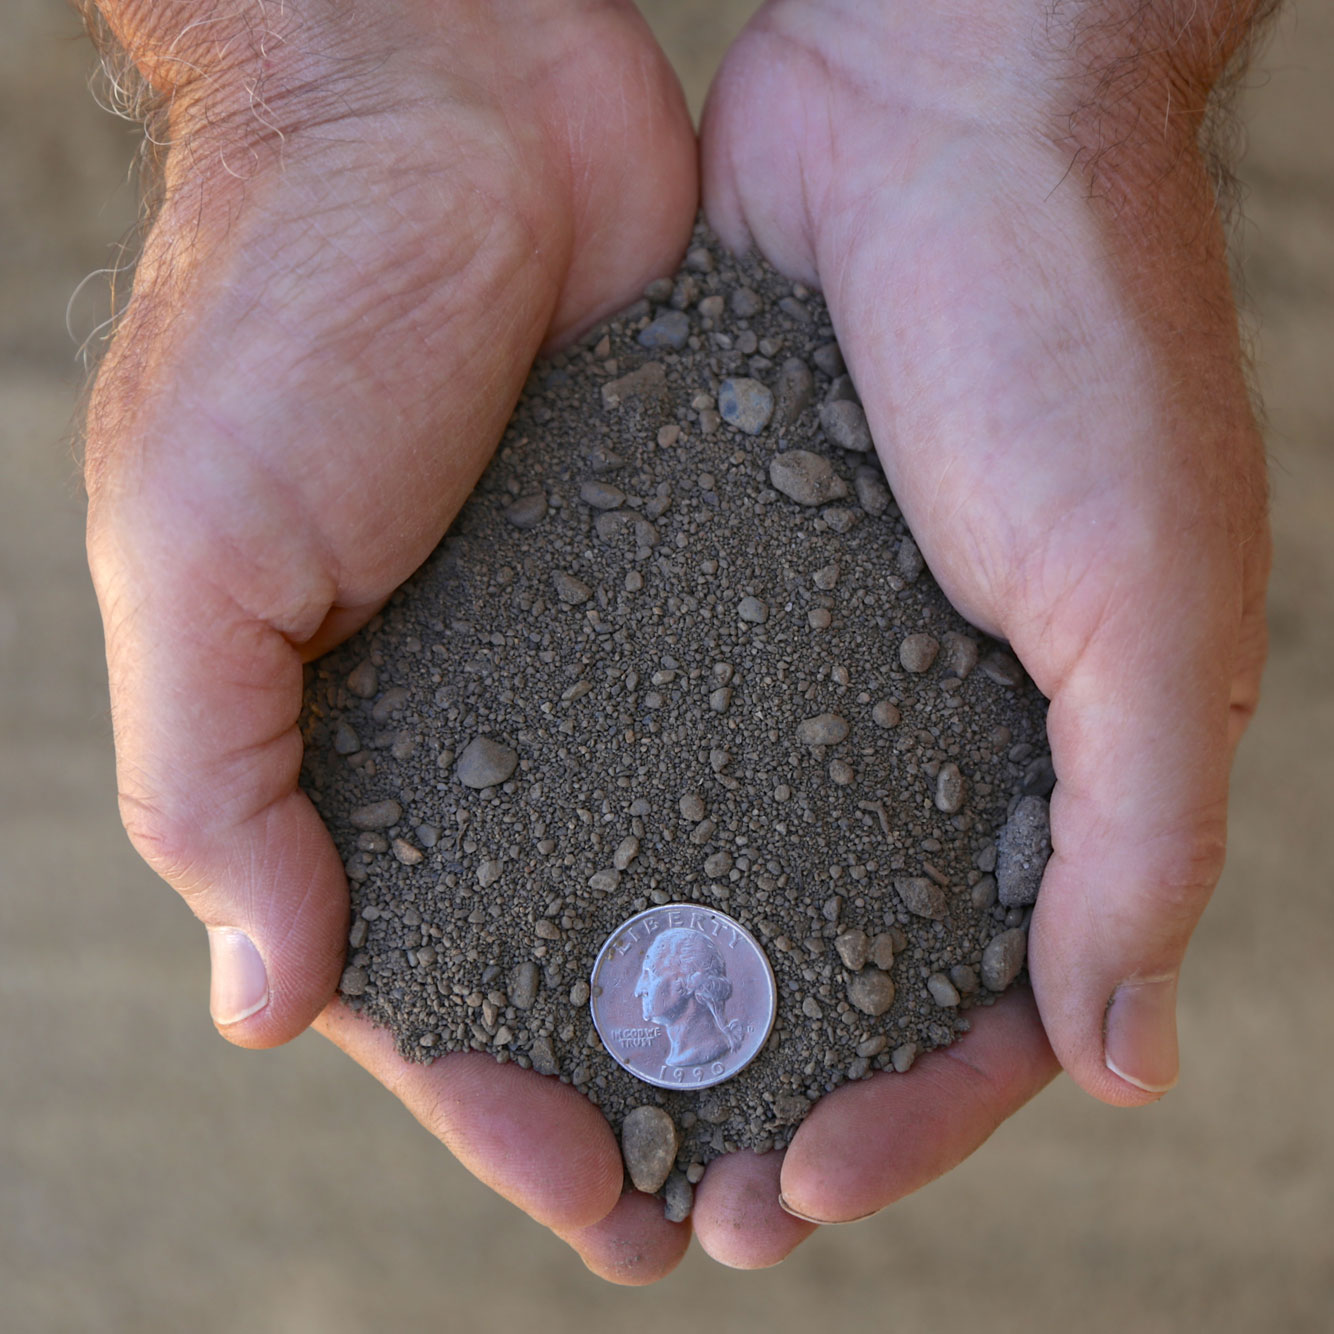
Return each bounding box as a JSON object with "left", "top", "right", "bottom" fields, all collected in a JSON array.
[{"left": 2, "top": 2, "right": 1331, "bottom": 1330}]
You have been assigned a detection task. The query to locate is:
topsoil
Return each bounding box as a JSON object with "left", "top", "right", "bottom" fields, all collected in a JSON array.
[{"left": 299, "top": 221, "right": 1052, "bottom": 1206}]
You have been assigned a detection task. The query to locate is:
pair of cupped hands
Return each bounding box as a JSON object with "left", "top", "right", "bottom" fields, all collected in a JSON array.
[{"left": 84, "top": 0, "right": 1268, "bottom": 1282}]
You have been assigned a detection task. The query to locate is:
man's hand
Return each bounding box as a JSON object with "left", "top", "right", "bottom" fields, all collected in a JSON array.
[
  {"left": 698, "top": 0, "right": 1270, "bottom": 1235},
  {"left": 83, "top": 0, "right": 704, "bottom": 1279}
]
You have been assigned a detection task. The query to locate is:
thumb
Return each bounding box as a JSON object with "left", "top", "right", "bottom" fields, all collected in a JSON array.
[
  {"left": 89, "top": 511, "right": 360, "bottom": 1047},
  {"left": 1022, "top": 544, "right": 1267, "bottom": 1103}
]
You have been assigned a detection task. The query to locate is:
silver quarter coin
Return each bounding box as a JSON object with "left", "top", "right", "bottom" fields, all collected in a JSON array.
[{"left": 590, "top": 903, "right": 777, "bottom": 1091}]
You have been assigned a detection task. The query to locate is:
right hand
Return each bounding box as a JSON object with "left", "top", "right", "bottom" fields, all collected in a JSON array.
[{"left": 84, "top": 0, "right": 702, "bottom": 1280}]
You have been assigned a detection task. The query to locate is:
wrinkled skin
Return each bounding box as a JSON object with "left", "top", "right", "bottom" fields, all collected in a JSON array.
[{"left": 84, "top": 0, "right": 1268, "bottom": 1283}]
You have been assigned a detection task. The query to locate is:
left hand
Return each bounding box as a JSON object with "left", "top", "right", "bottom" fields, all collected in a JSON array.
[{"left": 675, "top": 0, "right": 1270, "bottom": 1265}]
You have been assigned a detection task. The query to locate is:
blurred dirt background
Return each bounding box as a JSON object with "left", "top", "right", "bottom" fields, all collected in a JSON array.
[{"left": 2, "top": 1, "right": 1331, "bottom": 1330}]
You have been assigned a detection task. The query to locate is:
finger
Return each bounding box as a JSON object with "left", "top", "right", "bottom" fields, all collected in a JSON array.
[
  {"left": 1024, "top": 551, "right": 1249, "bottom": 1103},
  {"left": 692, "top": 1149, "right": 815, "bottom": 1269},
  {"left": 777, "top": 990, "right": 1058, "bottom": 1224},
  {"left": 556, "top": 1192, "right": 692, "bottom": 1286},
  {"left": 315, "top": 1002, "right": 624, "bottom": 1233}
]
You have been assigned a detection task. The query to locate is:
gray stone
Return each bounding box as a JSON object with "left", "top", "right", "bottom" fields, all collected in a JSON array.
[
  {"left": 456, "top": 736, "right": 519, "bottom": 789},
  {"left": 997, "top": 796, "right": 1052, "bottom": 906},
  {"left": 349, "top": 799, "right": 402, "bottom": 830},
  {"left": 980, "top": 650, "right": 1025, "bottom": 687},
  {"left": 847, "top": 968, "right": 896, "bottom": 1017},
  {"left": 812, "top": 340, "right": 845, "bottom": 377},
  {"left": 704, "top": 851, "right": 734, "bottom": 878},
  {"left": 981, "top": 928, "right": 1028, "bottom": 991},
  {"left": 346, "top": 661, "right": 378, "bottom": 699},
  {"left": 601, "top": 360, "right": 666, "bottom": 409},
  {"left": 869, "top": 933, "right": 897, "bottom": 970},
  {"left": 333, "top": 723, "right": 360, "bottom": 755},
  {"left": 896, "top": 536, "right": 925, "bottom": 582},
  {"left": 899, "top": 633, "right": 939, "bottom": 673},
  {"left": 942, "top": 631, "right": 980, "bottom": 680},
  {"left": 891, "top": 1042, "right": 918, "bottom": 1073},
  {"left": 621, "top": 1105, "right": 679, "bottom": 1194},
  {"left": 552, "top": 571, "right": 592, "bottom": 605},
  {"left": 340, "top": 966, "right": 368, "bottom": 996},
  {"left": 509, "top": 961, "right": 540, "bottom": 1010},
  {"left": 895, "top": 876, "right": 947, "bottom": 920},
  {"left": 775, "top": 357, "right": 814, "bottom": 424},
  {"left": 638, "top": 308, "right": 690, "bottom": 350},
  {"left": 935, "top": 762, "right": 966, "bottom": 814},
  {"left": 663, "top": 1171, "right": 695, "bottom": 1222},
  {"left": 770, "top": 450, "right": 849, "bottom": 506},
  {"left": 927, "top": 972, "right": 961, "bottom": 1008},
  {"left": 872, "top": 700, "right": 901, "bottom": 728},
  {"left": 853, "top": 465, "right": 891, "bottom": 516},
  {"left": 613, "top": 836, "right": 640, "bottom": 870},
  {"left": 738, "top": 596, "right": 769, "bottom": 624},
  {"left": 529, "top": 1035, "right": 559, "bottom": 1076},
  {"left": 579, "top": 480, "right": 626, "bottom": 510},
  {"left": 594, "top": 509, "right": 659, "bottom": 548},
  {"left": 796, "top": 712, "right": 849, "bottom": 746},
  {"left": 820, "top": 398, "right": 873, "bottom": 452},
  {"left": 730, "top": 287, "right": 763, "bottom": 317},
  {"left": 718, "top": 377, "right": 775, "bottom": 434},
  {"left": 834, "top": 928, "right": 870, "bottom": 971},
  {"left": 504, "top": 492, "right": 547, "bottom": 528}
]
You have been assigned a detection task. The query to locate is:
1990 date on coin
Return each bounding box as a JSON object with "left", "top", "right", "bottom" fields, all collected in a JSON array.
[{"left": 589, "top": 904, "right": 777, "bottom": 1091}]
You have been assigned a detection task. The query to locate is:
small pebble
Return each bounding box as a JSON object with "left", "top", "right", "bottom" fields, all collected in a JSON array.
[
  {"left": 579, "top": 480, "right": 627, "bottom": 510},
  {"left": 829, "top": 759, "right": 855, "bottom": 786},
  {"left": 718, "top": 377, "right": 775, "bottom": 435},
  {"left": 895, "top": 876, "right": 947, "bottom": 920},
  {"left": 808, "top": 608, "right": 832, "bottom": 629},
  {"left": 812, "top": 341, "right": 845, "bottom": 377},
  {"left": 927, "top": 972, "right": 961, "bottom": 1008},
  {"left": 981, "top": 928, "right": 1028, "bottom": 991},
  {"left": 896, "top": 537, "right": 925, "bottom": 582},
  {"left": 941, "top": 631, "right": 980, "bottom": 680},
  {"left": 346, "top": 661, "right": 378, "bottom": 699},
  {"left": 679, "top": 793, "right": 706, "bottom": 821},
  {"left": 869, "top": 933, "right": 897, "bottom": 970},
  {"left": 891, "top": 1042, "right": 918, "bottom": 1073},
  {"left": 456, "top": 736, "right": 519, "bottom": 789},
  {"left": 638, "top": 309, "right": 690, "bottom": 350},
  {"left": 834, "top": 929, "right": 870, "bottom": 971},
  {"left": 899, "top": 633, "right": 939, "bottom": 673},
  {"left": 552, "top": 571, "right": 593, "bottom": 604},
  {"left": 663, "top": 1172, "right": 695, "bottom": 1222},
  {"left": 853, "top": 466, "right": 891, "bottom": 516},
  {"left": 613, "top": 836, "right": 641, "bottom": 870},
  {"left": 847, "top": 969, "right": 896, "bottom": 1017},
  {"left": 796, "top": 713, "right": 849, "bottom": 746},
  {"left": 730, "top": 287, "right": 762, "bottom": 318},
  {"left": 935, "top": 762, "right": 966, "bottom": 814},
  {"left": 738, "top": 596, "right": 769, "bottom": 624},
  {"left": 872, "top": 700, "right": 901, "bottom": 728},
  {"left": 504, "top": 492, "right": 547, "bottom": 528},
  {"left": 622, "top": 1106, "right": 679, "bottom": 1194},
  {"left": 509, "top": 961, "right": 540, "bottom": 1010},
  {"left": 997, "top": 796, "right": 1051, "bottom": 906},
  {"left": 349, "top": 800, "right": 402, "bottom": 831},
  {"left": 770, "top": 451, "right": 849, "bottom": 506},
  {"left": 819, "top": 398, "right": 873, "bottom": 452}
]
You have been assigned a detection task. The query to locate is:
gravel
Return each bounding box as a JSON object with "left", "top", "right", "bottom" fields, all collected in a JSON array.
[{"left": 300, "top": 220, "right": 1051, "bottom": 1208}]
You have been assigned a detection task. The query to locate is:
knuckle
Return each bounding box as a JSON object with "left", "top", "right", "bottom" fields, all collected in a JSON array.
[{"left": 118, "top": 790, "right": 210, "bottom": 906}]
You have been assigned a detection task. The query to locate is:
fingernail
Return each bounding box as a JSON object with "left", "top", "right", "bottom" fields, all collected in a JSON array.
[
  {"left": 778, "top": 1193, "right": 881, "bottom": 1226},
  {"left": 1104, "top": 975, "right": 1179, "bottom": 1094},
  {"left": 207, "top": 927, "right": 269, "bottom": 1026}
]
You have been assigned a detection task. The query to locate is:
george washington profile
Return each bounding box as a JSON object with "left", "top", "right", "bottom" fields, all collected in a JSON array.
[{"left": 634, "top": 927, "right": 745, "bottom": 1067}]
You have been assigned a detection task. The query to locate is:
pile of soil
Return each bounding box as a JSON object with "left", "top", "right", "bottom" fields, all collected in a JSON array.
[{"left": 300, "top": 222, "right": 1051, "bottom": 1209}]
